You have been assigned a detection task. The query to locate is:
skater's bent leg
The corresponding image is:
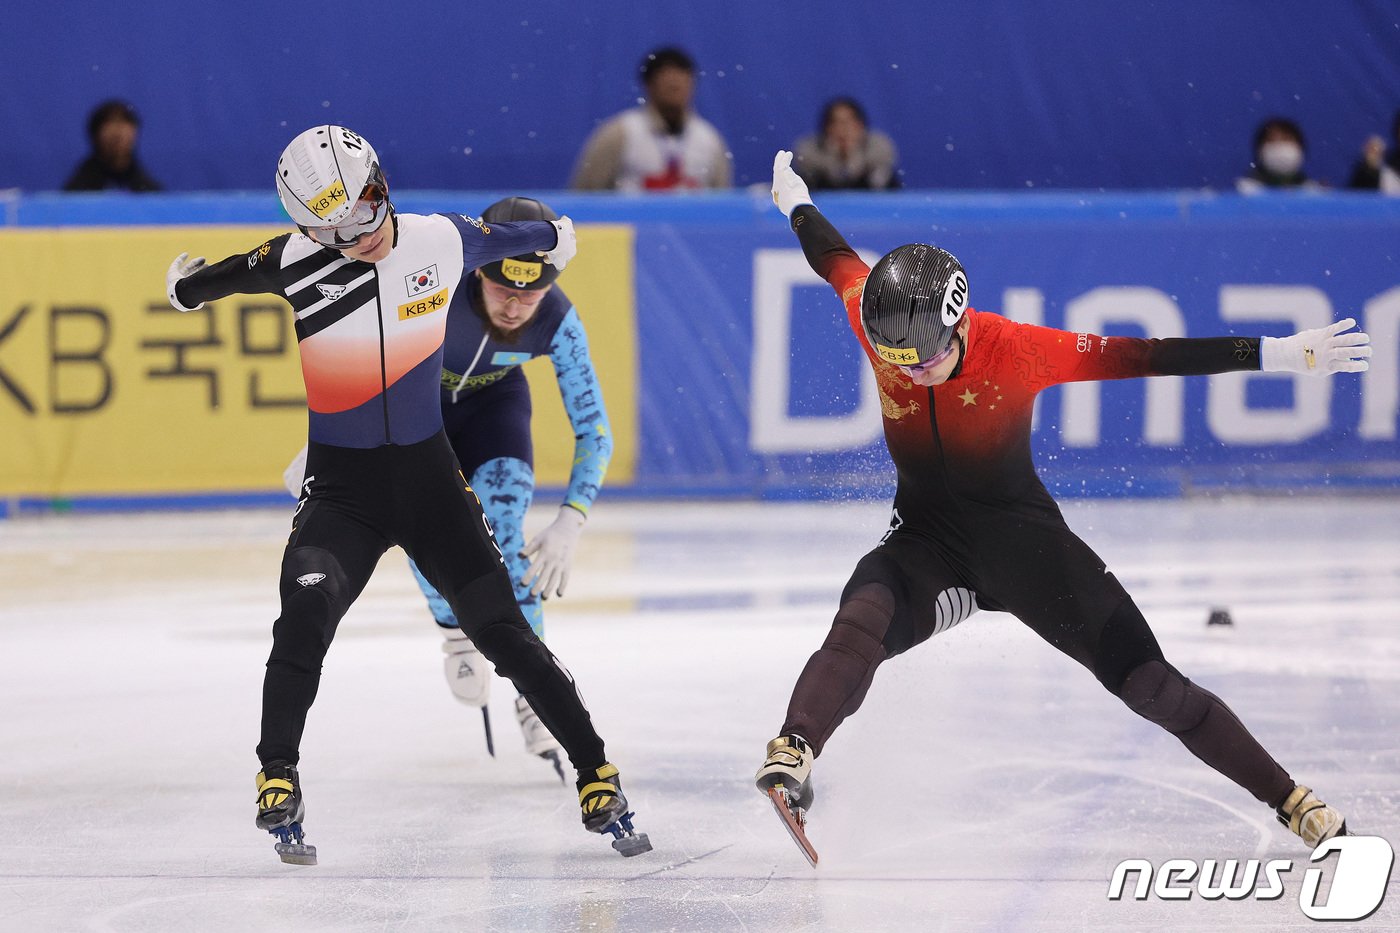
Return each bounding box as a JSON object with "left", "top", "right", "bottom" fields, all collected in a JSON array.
[
  {"left": 406, "top": 450, "right": 603, "bottom": 770},
  {"left": 408, "top": 557, "right": 457, "bottom": 629},
  {"left": 781, "top": 582, "right": 896, "bottom": 756},
  {"left": 1094, "top": 598, "right": 1293, "bottom": 807},
  {"left": 450, "top": 569, "right": 606, "bottom": 771},
  {"left": 472, "top": 457, "right": 543, "bottom": 638}
]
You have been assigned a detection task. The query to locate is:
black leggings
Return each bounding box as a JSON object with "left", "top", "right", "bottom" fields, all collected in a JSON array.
[
  {"left": 781, "top": 527, "right": 1293, "bottom": 807},
  {"left": 256, "top": 431, "right": 605, "bottom": 771}
]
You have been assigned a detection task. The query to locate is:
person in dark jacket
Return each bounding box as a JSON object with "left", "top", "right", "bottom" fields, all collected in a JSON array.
[
  {"left": 1347, "top": 109, "right": 1400, "bottom": 194},
  {"left": 63, "top": 99, "right": 162, "bottom": 192}
]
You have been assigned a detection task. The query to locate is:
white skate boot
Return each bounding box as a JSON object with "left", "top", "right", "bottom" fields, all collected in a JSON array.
[
  {"left": 1277, "top": 785, "right": 1348, "bottom": 847},
  {"left": 515, "top": 694, "right": 565, "bottom": 782},
  {"left": 755, "top": 734, "right": 818, "bottom": 866},
  {"left": 441, "top": 627, "right": 490, "bottom": 708},
  {"left": 755, "top": 734, "right": 814, "bottom": 810}
]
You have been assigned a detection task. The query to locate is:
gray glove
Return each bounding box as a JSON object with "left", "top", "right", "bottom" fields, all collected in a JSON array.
[{"left": 520, "top": 506, "right": 586, "bottom": 598}]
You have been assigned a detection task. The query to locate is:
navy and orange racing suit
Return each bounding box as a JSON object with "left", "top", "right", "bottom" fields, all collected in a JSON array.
[{"left": 172, "top": 211, "right": 607, "bottom": 772}]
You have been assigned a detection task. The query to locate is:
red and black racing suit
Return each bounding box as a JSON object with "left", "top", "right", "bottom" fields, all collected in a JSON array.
[
  {"left": 778, "top": 204, "right": 1295, "bottom": 809},
  {"left": 174, "top": 212, "right": 607, "bottom": 772}
]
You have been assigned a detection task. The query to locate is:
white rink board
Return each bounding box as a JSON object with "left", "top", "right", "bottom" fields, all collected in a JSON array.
[{"left": 1, "top": 498, "right": 1398, "bottom": 932}]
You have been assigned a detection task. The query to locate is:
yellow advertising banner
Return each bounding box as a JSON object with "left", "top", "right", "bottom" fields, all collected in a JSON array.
[{"left": 0, "top": 225, "right": 636, "bottom": 498}]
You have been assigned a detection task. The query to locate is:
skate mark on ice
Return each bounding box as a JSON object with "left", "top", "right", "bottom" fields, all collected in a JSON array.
[
  {"left": 844, "top": 756, "right": 1276, "bottom": 867},
  {"left": 632, "top": 843, "right": 734, "bottom": 879}
]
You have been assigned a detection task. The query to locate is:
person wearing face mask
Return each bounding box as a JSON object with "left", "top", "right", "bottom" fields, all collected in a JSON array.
[
  {"left": 757, "top": 150, "right": 1368, "bottom": 866},
  {"left": 1236, "top": 117, "right": 1322, "bottom": 194}
]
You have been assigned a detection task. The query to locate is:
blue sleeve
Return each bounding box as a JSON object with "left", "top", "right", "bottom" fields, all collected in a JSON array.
[
  {"left": 446, "top": 213, "right": 557, "bottom": 270},
  {"left": 547, "top": 305, "right": 612, "bottom": 515}
]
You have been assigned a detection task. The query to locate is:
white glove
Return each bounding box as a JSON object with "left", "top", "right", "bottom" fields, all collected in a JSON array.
[
  {"left": 166, "top": 252, "right": 206, "bottom": 311},
  {"left": 537, "top": 216, "right": 577, "bottom": 271},
  {"left": 1261, "top": 317, "right": 1371, "bottom": 375},
  {"left": 282, "top": 445, "right": 309, "bottom": 499},
  {"left": 442, "top": 627, "right": 491, "bottom": 708},
  {"left": 771, "top": 150, "right": 814, "bottom": 218},
  {"left": 520, "top": 506, "right": 586, "bottom": 599}
]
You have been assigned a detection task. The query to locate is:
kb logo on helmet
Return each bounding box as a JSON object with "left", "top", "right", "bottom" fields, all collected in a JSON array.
[
  {"left": 308, "top": 180, "right": 348, "bottom": 220},
  {"left": 941, "top": 271, "right": 968, "bottom": 326}
]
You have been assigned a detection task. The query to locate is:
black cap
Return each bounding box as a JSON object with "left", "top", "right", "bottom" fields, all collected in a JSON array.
[
  {"left": 479, "top": 197, "right": 561, "bottom": 291},
  {"left": 860, "top": 244, "right": 969, "bottom": 366}
]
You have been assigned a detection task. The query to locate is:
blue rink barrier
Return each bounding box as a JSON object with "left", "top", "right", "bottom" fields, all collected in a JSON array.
[{"left": 6, "top": 190, "right": 1400, "bottom": 505}]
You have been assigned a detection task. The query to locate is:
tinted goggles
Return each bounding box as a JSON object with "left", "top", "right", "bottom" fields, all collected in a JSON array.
[
  {"left": 896, "top": 339, "right": 958, "bottom": 377},
  {"left": 303, "top": 181, "right": 390, "bottom": 249}
]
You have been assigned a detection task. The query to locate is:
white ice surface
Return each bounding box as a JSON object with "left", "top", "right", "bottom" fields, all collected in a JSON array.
[{"left": 1, "top": 498, "right": 1398, "bottom": 932}]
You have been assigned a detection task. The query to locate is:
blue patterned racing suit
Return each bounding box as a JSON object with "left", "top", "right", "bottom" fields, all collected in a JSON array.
[{"left": 409, "top": 275, "right": 611, "bottom": 637}]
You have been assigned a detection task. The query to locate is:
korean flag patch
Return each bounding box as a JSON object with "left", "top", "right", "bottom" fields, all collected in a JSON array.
[{"left": 405, "top": 265, "right": 440, "bottom": 297}]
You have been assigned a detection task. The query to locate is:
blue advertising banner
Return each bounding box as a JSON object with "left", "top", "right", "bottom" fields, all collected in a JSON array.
[
  {"left": 4, "top": 191, "right": 1398, "bottom": 506},
  {"left": 628, "top": 193, "right": 1400, "bottom": 497}
]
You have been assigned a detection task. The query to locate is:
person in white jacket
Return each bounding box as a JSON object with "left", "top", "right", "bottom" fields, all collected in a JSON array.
[{"left": 570, "top": 46, "right": 732, "bottom": 191}]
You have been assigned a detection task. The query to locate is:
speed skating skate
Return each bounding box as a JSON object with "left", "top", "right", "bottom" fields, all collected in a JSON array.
[
  {"left": 756, "top": 734, "right": 819, "bottom": 867},
  {"left": 442, "top": 628, "right": 496, "bottom": 756},
  {"left": 515, "top": 694, "right": 566, "bottom": 783},
  {"left": 578, "top": 762, "right": 652, "bottom": 857},
  {"left": 256, "top": 761, "right": 317, "bottom": 865},
  {"left": 1277, "top": 785, "right": 1349, "bottom": 847}
]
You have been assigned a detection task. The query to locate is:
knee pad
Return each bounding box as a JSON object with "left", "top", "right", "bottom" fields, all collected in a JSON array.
[
  {"left": 824, "top": 583, "right": 895, "bottom": 665},
  {"left": 271, "top": 547, "right": 351, "bottom": 670},
  {"left": 1119, "top": 660, "right": 1211, "bottom": 735}
]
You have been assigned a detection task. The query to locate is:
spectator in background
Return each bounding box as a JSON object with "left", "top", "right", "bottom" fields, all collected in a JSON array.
[
  {"left": 63, "top": 99, "right": 162, "bottom": 192},
  {"left": 794, "top": 97, "right": 900, "bottom": 190},
  {"left": 570, "top": 46, "right": 732, "bottom": 191},
  {"left": 1236, "top": 117, "right": 1321, "bottom": 194},
  {"left": 1347, "top": 109, "right": 1400, "bottom": 194}
]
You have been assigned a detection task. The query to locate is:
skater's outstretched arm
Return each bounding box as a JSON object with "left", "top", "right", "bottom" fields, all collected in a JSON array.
[
  {"left": 166, "top": 235, "right": 293, "bottom": 310},
  {"left": 772, "top": 150, "right": 870, "bottom": 294},
  {"left": 450, "top": 214, "right": 574, "bottom": 273},
  {"left": 1010, "top": 316, "right": 1371, "bottom": 388}
]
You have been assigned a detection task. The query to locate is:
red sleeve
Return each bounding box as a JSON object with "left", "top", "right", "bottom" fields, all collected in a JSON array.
[{"left": 1012, "top": 323, "right": 1261, "bottom": 391}]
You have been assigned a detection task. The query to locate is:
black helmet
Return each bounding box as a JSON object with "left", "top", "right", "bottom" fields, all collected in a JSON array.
[
  {"left": 479, "top": 197, "right": 561, "bottom": 290},
  {"left": 860, "top": 244, "right": 969, "bottom": 366}
]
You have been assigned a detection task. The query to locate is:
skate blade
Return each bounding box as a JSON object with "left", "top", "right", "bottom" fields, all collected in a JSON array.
[
  {"left": 275, "top": 842, "right": 318, "bottom": 866},
  {"left": 482, "top": 706, "right": 495, "bottom": 758},
  {"left": 611, "top": 832, "right": 653, "bottom": 857},
  {"left": 541, "top": 749, "right": 566, "bottom": 784},
  {"left": 766, "top": 786, "right": 819, "bottom": 867},
  {"left": 269, "top": 822, "right": 317, "bottom": 866},
  {"left": 602, "top": 812, "right": 653, "bottom": 858}
]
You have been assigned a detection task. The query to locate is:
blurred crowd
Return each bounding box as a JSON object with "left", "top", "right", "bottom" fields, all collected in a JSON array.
[{"left": 62, "top": 45, "right": 1399, "bottom": 197}]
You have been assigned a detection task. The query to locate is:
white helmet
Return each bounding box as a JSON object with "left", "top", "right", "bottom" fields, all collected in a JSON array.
[{"left": 275, "top": 125, "right": 386, "bottom": 229}]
